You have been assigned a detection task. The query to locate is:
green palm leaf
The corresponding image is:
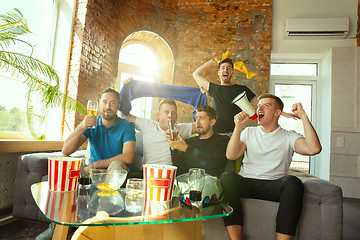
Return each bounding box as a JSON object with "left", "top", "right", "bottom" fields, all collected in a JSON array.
[
  {"left": 0, "top": 8, "right": 31, "bottom": 49},
  {"left": 0, "top": 8, "right": 86, "bottom": 139},
  {"left": 0, "top": 50, "right": 60, "bottom": 84},
  {"left": 26, "top": 99, "right": 46, "bottom": 140}
]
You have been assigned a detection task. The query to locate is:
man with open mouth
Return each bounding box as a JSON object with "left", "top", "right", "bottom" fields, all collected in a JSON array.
[
  {"left": 193, "top": 57, "right": 257, "bottom": 135},
  {"left": 221, "top": 93, "right": 322, "bottom": 240},
  {"left": 193, "top": 56, "right": 298, "bottom": 136}
]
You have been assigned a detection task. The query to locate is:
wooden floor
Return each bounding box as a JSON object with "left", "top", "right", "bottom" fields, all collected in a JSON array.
[{"left": 0, "top": 197, "right": 359, "bottom": 240}]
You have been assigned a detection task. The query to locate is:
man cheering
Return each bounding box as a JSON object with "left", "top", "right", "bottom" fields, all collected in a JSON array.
[{"left": 221, "top": 94, "right": 321, "bottom": 240}]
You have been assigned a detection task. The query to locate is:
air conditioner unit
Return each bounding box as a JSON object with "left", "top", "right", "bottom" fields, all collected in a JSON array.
[{"left": 285, "top": 17, "right": 349, "bottom": 39}]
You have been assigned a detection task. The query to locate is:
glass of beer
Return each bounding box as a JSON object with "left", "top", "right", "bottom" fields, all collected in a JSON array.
[
  {"left": 188, "top": 168, "right": 205, "bottom": 205},
  {"left": 87, "top": 100, "right": 98, "bottom": 129},
  {"left": 168, "top": 119, "right": 178, "bottom": 141}
]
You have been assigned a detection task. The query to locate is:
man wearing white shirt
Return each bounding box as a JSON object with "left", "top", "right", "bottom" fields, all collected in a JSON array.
[
  {"left": 121, "top": 98, "right": 196, "bottom": 166},
  {"left": 221, "top": 93, "right": 322, "bottom": 240}
]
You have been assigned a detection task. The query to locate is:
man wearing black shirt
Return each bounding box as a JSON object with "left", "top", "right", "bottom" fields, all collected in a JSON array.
[
  {"left": 193, "top": 58, "right": 257, "bottom": 134},
  {"left": 166, "top": 105, "right": 229, "bottom": 178},
  {"left": 193, "top": 58, "right": 297, "bottom": 134}
]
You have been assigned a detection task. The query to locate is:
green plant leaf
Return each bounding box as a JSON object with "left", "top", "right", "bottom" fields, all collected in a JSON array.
[{"left": 0, "top": 8, "right": 86, "bottom": 139}]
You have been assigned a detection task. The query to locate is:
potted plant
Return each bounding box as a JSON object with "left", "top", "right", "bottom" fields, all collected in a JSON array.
[{"left": 0, "top": 8, "right": 86, "bottom": 140}]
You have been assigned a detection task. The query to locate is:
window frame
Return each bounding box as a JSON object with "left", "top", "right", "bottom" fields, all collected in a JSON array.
[
  {"left": 269, "top": 61, "right": 320, "bottom": 175},
  {"left": 270, "top": 63, "right": 318, "bottom": 76}
]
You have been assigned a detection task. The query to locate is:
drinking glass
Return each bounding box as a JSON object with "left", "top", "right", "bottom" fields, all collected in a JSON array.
[
  {"left": 188, "top": 168, "right": 205, "bottom": 203},
  {"left": 125, "top": 178, "right": 145, "bottom": 213},
  {"left": 79, "top": 157, "right": 94, "bottom": 188},
  {"left": 87, "top": 100, "right": 98, "bottom": 129},
  {"left": 168, "top": 119, "right": 178, "bottom": 141}
]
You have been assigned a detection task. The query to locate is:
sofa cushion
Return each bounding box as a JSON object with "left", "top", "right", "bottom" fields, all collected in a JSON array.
[{"left": 130, "top": 131, "right": 143, "bottom": 172}]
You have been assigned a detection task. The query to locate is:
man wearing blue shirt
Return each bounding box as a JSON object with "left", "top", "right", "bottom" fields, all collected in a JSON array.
[
  {"left": 62, "top": 87, "right": 136, "bottom": 172},
  {"left": 36, "top": 89, "right": 136, "bottom": 240}
]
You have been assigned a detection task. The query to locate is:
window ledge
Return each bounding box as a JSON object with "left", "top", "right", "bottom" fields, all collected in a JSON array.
[{"left": 0, "top": 140, "right": 64, "bottom": 153}]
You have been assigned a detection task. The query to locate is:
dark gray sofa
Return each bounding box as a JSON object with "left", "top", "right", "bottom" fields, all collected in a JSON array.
[
  {"left": 12, "top": 131, "right": 343, "bottom": 240},
  {"left": 12, "top": 131, "right": 144, "bottom": 222}
]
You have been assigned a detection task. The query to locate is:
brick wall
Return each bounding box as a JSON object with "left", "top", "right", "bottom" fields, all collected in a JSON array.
[
  {"left": 175, "top": 0, "right": 271, "bottom": 96},
  {"left": 65, "top": 0, "right": 272, "bottom": 128},
  {"left": 174, "top": 0, "right": 272, "bottom": 122},
  {"left": 65, "top": 0, "right": 122, "bottom": 135}
]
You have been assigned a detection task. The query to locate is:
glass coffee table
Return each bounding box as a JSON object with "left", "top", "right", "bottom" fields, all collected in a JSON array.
[{"left": 31, "top": 182, "right": 232, "bottom": 240}]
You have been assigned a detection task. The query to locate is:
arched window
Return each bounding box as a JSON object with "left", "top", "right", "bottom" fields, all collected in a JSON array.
[
  {"left": 119, "top": 43, "right": 160, "bottom": 78},
  {"left": 117, "top": 31, "right": 175, "bottom": 120},
  {"left": 119, "top": 42, "right": 160, "bottom": 119},
  {"left": 118, "top": 42, "right": 160, "bottom": 119}
]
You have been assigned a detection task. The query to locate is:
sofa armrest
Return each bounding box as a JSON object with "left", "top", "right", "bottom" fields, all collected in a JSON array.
[
  {"left": 12, "top": 153, "right": 51, "bottom": 222},
  {"left": 288, "top": 169, "right": 343, "bottom": 204},
  {"left": 288, "top": 169, "right": 343, "bottom": 240}
]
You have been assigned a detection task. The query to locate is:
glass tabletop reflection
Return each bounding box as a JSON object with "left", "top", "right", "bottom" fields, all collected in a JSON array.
[{"left": 31, "top": 182, "right": 232, "bottom": 227}]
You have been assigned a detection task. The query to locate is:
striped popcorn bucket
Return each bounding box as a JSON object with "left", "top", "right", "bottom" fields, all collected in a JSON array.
[
  {"left": 48, "top": 157, "right": 82, "bottom": 192},
  {"left": 143, "top": 164, "right": 177, "bottom": 201},
  {"left": 45, "top": 190, "right": 77, "bottom": 222}
]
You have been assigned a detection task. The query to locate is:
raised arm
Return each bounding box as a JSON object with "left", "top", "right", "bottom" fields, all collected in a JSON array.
[
  {"left": 250, "top": 96, "right": 259, "bottom": 106},
  {"left": 226, "top": 111, "right": 248, "bottom": 160},
  {"left": 192, "top": 59, "right": 217, "bottom": 91},
  {"left": 120, "top": 112, "right": 136, "bottom": 125},
  {"left": 292, "top": 102, "right": 322, "bottom": 156},
  {"left": 119, "top": 76, "right": 137, "bottom": 124},
  {"left": 62, "top": 115, "right": 96, "bottom": 155},
  {"left": 93, "top": 140, "right": 136, "bottom": 169}
]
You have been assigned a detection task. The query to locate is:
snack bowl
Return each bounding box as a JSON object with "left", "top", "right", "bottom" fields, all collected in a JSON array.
[{"left": 90, "top": 169, "right": 128, "bottom": 191}]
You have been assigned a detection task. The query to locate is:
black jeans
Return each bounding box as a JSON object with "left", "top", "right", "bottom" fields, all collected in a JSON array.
[{"left": 220, "top": 171, "right": 304, "bottom": 236}]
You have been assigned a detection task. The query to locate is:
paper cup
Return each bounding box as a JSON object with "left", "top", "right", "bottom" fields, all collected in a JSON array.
[
  {"left": 143, "top": 164, "right": 177, "bottom": 201},
  {"left": 48, "top": 157, "right": 82, "bottom": 192}
]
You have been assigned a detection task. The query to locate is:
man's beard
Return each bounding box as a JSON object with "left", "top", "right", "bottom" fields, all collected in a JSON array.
[
  {"left": 197, "top": 126, "right": 210, "bottom": 136},
  {"left": 102, "top": 109, "right": 116, "bottom": 121}
]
